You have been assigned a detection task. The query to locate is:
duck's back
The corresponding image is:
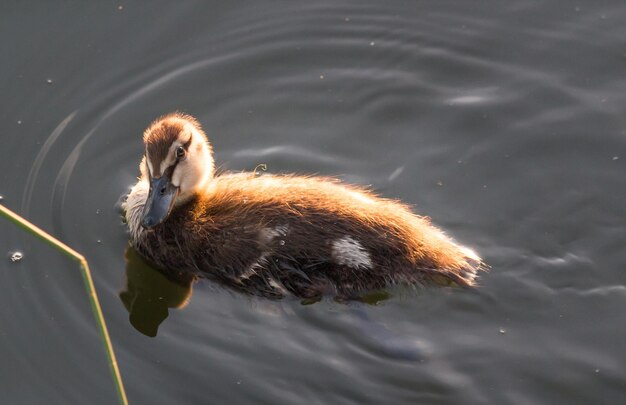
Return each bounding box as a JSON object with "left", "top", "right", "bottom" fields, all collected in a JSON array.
[{"left": 127, "top": 173, "right": 482, "bottom": 299}]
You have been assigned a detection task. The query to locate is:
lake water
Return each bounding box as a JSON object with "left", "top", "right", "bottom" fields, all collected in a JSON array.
[{"left": 1, "top": 1, "right": 626, "bottom": 403}]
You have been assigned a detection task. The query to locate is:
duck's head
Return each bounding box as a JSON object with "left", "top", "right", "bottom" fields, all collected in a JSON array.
[{"left": 139, "top": 113, "right": 214, "bottom": 229}]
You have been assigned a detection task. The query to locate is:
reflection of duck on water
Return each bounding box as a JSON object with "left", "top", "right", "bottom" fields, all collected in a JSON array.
[
  {"left": 119, "top": 246, "right": 193, "bottom": 337},
  {"left": 123, "top": 113, "right": 484, "bottom": 300},
  {"left": 120, "top": 245, "right": 423, "bottom": 360}
]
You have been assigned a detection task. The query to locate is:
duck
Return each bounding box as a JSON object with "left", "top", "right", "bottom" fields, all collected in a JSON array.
[{"left": 123, "top": 112, "right": 484, "bottom": 300}]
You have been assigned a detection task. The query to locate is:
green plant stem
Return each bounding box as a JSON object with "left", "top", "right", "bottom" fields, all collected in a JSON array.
[{"left": 0, "top": 204, "right": 128, "bottom": 405}]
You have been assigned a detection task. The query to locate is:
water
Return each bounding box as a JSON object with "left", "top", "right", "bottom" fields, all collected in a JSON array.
[{"left": 1, "top": 1, "right": 626, "bottom": 403}]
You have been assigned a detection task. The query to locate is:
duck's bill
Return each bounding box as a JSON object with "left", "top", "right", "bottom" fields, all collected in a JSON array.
[{"left": 141, "top": 176, "right": 179, "bottom": 229}]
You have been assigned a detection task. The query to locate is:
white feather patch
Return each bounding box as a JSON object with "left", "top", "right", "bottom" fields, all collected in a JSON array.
[
  {"left": 259, "top": 225, "right": 289, "bottom": 244},
  {"left": 331, "top": 236, "right": 372, "bottom": 269},
  {"left": 239, "top": 251, "right": 270, "bottom": 281}
]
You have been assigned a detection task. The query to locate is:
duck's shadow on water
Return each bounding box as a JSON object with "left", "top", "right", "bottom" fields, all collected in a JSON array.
[{"left": 120, "top": 246, "right": 424, "bottom": 361}]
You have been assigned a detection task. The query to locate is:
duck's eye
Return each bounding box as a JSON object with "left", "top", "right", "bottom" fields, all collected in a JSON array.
[{"left": 176, "top": 146, "right": 186, "bottom": 159}]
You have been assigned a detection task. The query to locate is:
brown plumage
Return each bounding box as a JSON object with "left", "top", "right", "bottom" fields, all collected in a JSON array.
[{"left": 123, "top": 112, "right": 484, "bottom": 300}]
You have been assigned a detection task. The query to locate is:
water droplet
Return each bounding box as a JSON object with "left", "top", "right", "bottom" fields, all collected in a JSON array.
[
  {"left": 437, "top": 181, "right": 443, "bottom": 186},
  {"left": 10, "top": 252, "right": 23, "bottom": 262},
  {"left": 97, "top": 239, "right": 102, "bottom": 244},
  {"left": 370, "top": 41, "right": 375, "bottom": 46},
  {"left": 344, "top": 17, "right": 350, "bottom": 22},
  {"left": 279, "top": 240, "right": 285, "bottom": 246},
  {"left": 612, "top": 156, "right": 619, "bottom": 161},
  {"left": 17, "top": 120, "right": 22, "bottom": 125},
  {"left": 236, "top": 381, "right": 241, "bottom": 385},
  {"left": 117, "top": 5, "right": 123, "bottom": 10},
  {"left": 499, "top": 328, "right": 506, "bottom": 334},
  {"left": 46, "top": 78, "right": 53, "bottom": 84},
  {"left": 595, "top": 369, "right": 600, "bottom": 373},
  {"left": 320, "top": 75, "right": 324, "bottom": 79},
  {"left": 95, "top": 208, "right": 101, "bottom": 214},
  {"left": 0, "top": 195, "right": 4, "bottom": 202}
]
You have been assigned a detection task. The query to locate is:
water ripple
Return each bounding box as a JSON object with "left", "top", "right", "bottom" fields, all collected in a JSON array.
[{"left": 6, "top": 1, "right": 626, "bottom": 403}]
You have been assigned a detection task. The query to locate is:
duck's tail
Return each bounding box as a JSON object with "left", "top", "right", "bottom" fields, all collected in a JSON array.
[
  {"left": 420, "top": 244, "right": 486, "bottom": 287},
  {"left": 450, "top": 245, "right": 483, "bottom": 284}
]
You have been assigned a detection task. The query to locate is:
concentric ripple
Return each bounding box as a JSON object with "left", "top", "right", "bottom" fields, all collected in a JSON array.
[{"left": 3, "top": 1, "right": 626, "bottom": 403}]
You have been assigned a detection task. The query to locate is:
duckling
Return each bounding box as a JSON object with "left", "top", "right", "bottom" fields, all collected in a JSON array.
[{"left": 124, "top": 112, "right": 484, "bottom": 300}]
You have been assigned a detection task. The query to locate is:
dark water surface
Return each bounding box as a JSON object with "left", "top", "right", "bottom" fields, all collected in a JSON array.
[{"left": 2, "top": 1, "right": 626, "bottom": 403}]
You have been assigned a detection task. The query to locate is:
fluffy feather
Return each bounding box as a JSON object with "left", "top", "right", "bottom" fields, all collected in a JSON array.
[{"left": 124, "top": 113, "right": 484, "bottom": 299}]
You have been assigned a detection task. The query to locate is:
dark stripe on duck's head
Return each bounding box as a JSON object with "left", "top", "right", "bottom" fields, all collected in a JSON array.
[{"left": 144, "top": 120, "right": 184, "bottom": 177}]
